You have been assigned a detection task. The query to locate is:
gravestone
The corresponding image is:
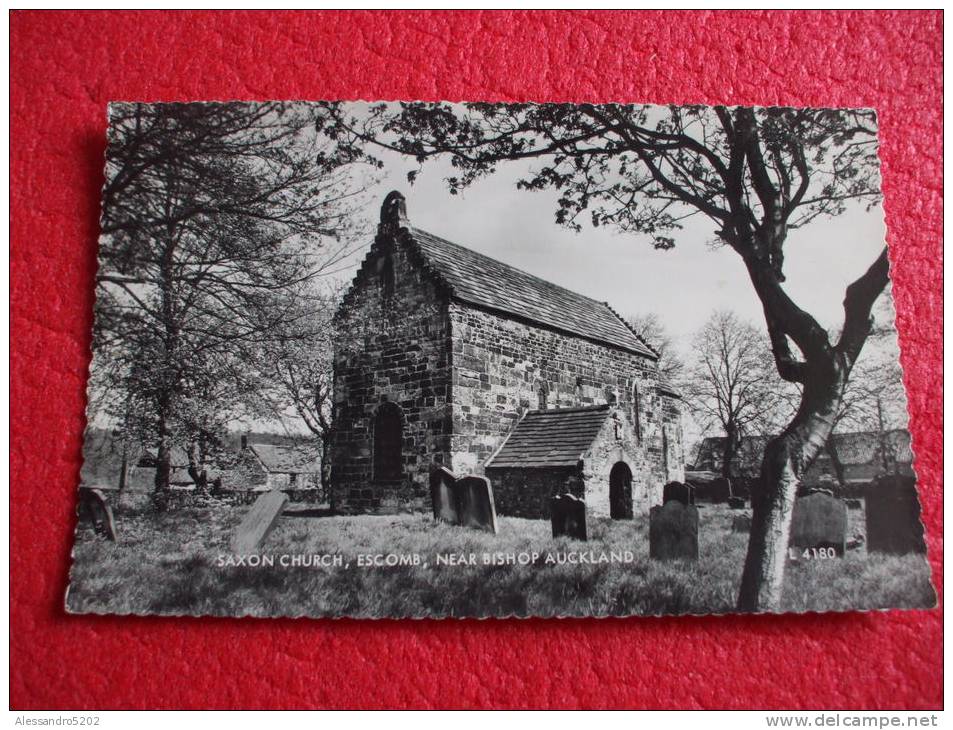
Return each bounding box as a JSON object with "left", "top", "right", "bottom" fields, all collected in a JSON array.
[
  {"left": 865, "top": 475, "right": 927, "bottom": 555},
  {"left": 457, "top": 476, "right": 499, "bottom": 534},
  {"left": 708, "top": 477, "right": 732, "bottom": 503},
  {"left": 551, "top": 493, "right": 587, "bottom": 541},
  {"left": 649, "top": 501, "right": 699, "bottom": 560},
  {"left": 732, "top": 514, "right": 752, "bottom": 533},
  {"left": 429, "top": 467, "right": 461, "bottom": 524},
  {"left": 230, "top": 490, "right": 288, "bottom": 554},
  {"left": 78, "top": 487, "right": 117, "bottom": 541},
  {"left": 789, "top": 492, "right": 847, "bottom": 556},
  {"left": 728, "top": 496, "right": 746, "bottom": 509},
  {"left": 663, "top": 481, "right": 695, "bottom": 506}
]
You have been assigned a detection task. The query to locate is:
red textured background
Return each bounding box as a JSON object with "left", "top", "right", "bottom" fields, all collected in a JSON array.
[{"left": 10, "top": 10, "right": 943, "bottom": 710}]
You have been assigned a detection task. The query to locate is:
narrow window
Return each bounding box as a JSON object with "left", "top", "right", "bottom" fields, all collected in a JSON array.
[
  {"left": 373, "top": 402, "right": 403, "bottom": 480},
  {"left": 380, "top": 253, "right": 395, "bottom": 300},
  {"left": 662, "top": 426, "right": 670, "bottom": 472},
  {"left": 632, "top": 382, "right": 642, "bottom": 441},
  {"left": 537, "top": 382, "right": 549, "bottom": 411}
]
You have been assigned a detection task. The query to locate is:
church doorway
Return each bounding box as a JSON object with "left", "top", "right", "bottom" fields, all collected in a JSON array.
[
  {"left": 609, "top": 461, "right": 633, "bottom": 519},
  {"left": 373, "top": 402, "right": 403, "bottom": 481}
]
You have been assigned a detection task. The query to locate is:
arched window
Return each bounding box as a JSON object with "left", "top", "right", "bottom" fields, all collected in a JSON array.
[
  {"left": 631, "top": 382, "right": 642, "bottom": 441},
  {"left": 373, "top": 402, "right": 403, "bottom": 480}
]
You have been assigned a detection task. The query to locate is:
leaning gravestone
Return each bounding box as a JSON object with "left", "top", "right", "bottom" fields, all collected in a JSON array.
[
  {"left": 457, "top": 476, "right": 499, "bottom": 534},
  {"left": 663, "top": 481, "right": 695, "bottom": 506},
  {"left": 230, "top": 490, "right": 288, "bottom": 554},
  {"left": 865, "top": 474, "right": 927, "bottom": 555},
  {"left": 429, "top": 467, "right": 460, "bottom": 524},
  {"left": 551, "top": 493, "right": 587, "bottom": 541},
  {"left": 78, "top": 487, "right": 117, "bottom": 541},
  {"left": 789, "top": 491, "right": 847, "bottom": 556},
  {"left": 650, "top": 501, "right": 699, "bottom": 560}
]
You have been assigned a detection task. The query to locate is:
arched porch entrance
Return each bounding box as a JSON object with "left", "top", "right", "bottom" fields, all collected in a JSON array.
[{"left": 609, "top": 461, "right": 633, "bottom": 519}]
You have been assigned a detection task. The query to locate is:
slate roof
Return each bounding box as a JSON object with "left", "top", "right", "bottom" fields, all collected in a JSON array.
[
  {"left": 406, "top": 227, "right": 657, "bottom": 359},
  {"left": 248, "top": 443, "right": 321, "bottom": 474},
  {"left": 486, "top": 405, "right": 612, "bottom": 469},
  {"left": 136, "top": 445, "right": 191, "bottom": 468}
]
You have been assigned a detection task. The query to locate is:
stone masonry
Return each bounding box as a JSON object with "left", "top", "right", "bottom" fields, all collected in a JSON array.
[{"left": 330, "top": 192, "right": 684, "bottom": 515}]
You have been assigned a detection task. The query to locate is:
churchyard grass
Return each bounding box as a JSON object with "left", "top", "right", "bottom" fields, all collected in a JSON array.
[{"left": 67, "top": 499, "right": 935, "bottom": 617}]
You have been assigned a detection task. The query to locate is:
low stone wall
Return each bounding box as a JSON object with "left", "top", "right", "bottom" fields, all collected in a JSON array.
[{"left": 485, "top": 465, "right": 580, "bottom": 519}]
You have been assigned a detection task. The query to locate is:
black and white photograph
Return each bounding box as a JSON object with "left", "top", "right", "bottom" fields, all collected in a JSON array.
[{"left": 67, "top": 100, "right": 935, "bottom": 618}]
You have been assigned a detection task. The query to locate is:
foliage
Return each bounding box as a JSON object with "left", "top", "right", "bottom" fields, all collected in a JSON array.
[{"left": 92, "top": 102, "right": 374, "bottom": 492}]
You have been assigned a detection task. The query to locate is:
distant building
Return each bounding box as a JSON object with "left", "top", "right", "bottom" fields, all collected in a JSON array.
[
  {"left": 330, "top": 191, "right": 684, "bottom": 517},
  {"left": 690, "top": 429, "right": 913, "bottom": 487},
  {"left": 232, "top": 436, "right": 322, "bottom": 491},
  {"left": 133, "top": 445, "right": 194, "bottom": 487}
]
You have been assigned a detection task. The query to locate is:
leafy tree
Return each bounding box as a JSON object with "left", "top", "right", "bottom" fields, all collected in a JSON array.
[
  {"left": 252, "top": 286, "right": 344, "bottom": 493},
  {"left": 683, "top": 310, "right": 798, "bottom": 481},
  {"left": 93, "top": 101, "right": 372, "bottom": 506},
  {"left": 333, "top": 101, "right": 890, "bottom": 610}
]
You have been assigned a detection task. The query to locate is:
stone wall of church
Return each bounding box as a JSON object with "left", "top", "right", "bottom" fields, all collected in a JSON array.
[
  {"left": 580, "top": 408, "right": 661, "bottom": 518},
  {"left": 660, "top": 393, "right": 686, "bottom": 485},
  {"left": 448, "top": 304, "right": 681, "bottom": 504},
  {"left": 330, "top": 232, "right": 452, "bottom": 513}
]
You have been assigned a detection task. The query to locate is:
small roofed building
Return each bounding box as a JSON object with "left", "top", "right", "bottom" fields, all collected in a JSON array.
[
  {"left": 232, "top": 437, "right": 322, "bottom": 492},
  {"left": 133, "top": 445, "right": 194, "bottom": 487},
  {"left": 485, "top": 404, "right": 681, "bottom": 519},
  {"left": 330, "top": 191, "right": 684, "bottom": 517}
]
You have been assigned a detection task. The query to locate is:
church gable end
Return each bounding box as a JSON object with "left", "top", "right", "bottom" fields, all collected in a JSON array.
[{"left": 330, "top": 194, "right": 454, "bottom": 513}]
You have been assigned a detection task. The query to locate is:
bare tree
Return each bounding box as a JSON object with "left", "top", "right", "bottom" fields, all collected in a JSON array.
[
  {"left": 93, "top": 102, "right": 373, "bottom": 506},
  {"left": 683, "top": 311, "right": 798, "bottom": 481},
  {"left": 626, "top": 312, "right": 685, "bottom": 383},
  {"left": 823, "top": 292, "right": 908, "bottom": 483},
  {"left": 333, "top": 102, "right": 890, "bottom": 610}
]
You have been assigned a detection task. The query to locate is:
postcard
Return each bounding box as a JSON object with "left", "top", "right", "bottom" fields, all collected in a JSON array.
[{"left": 67, "top": 100, "right": 934, "bottom": 618}]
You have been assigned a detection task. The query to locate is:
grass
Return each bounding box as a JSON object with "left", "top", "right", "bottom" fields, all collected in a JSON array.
[{"left": 66, "top": 501, "right": 936, "bottom": 619}]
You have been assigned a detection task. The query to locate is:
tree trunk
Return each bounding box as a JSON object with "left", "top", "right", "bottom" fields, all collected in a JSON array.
[
  {"left": 153, "top": 396, "right": 172, "bottom": 511},
  {"left": 321, "top": 430, "right": 332, "bottom": 506},
  {"left": 737, "top": 361, "right": 847, "bottom": 612},
  {"left": 721, "top": 423, "right": 738, "bottom": 482},
  {"left": 187, "top": 439, "right": 209, "bottom": 493},
  {"left": 825, "top": 440, "right": 847, "bottom": 488},
  {"left": 153, "top": 224, "right": 178, "bottom": 511}
]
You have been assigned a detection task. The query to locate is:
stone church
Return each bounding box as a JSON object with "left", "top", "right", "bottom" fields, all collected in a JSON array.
[{"left": 330, "top": 192, "right": 684, "bottom": 518}]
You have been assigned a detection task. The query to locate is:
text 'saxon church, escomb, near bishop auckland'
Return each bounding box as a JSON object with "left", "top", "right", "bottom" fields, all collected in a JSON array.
[{"left": 330, "top": 192, "right": 685, "bottom": 518}]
